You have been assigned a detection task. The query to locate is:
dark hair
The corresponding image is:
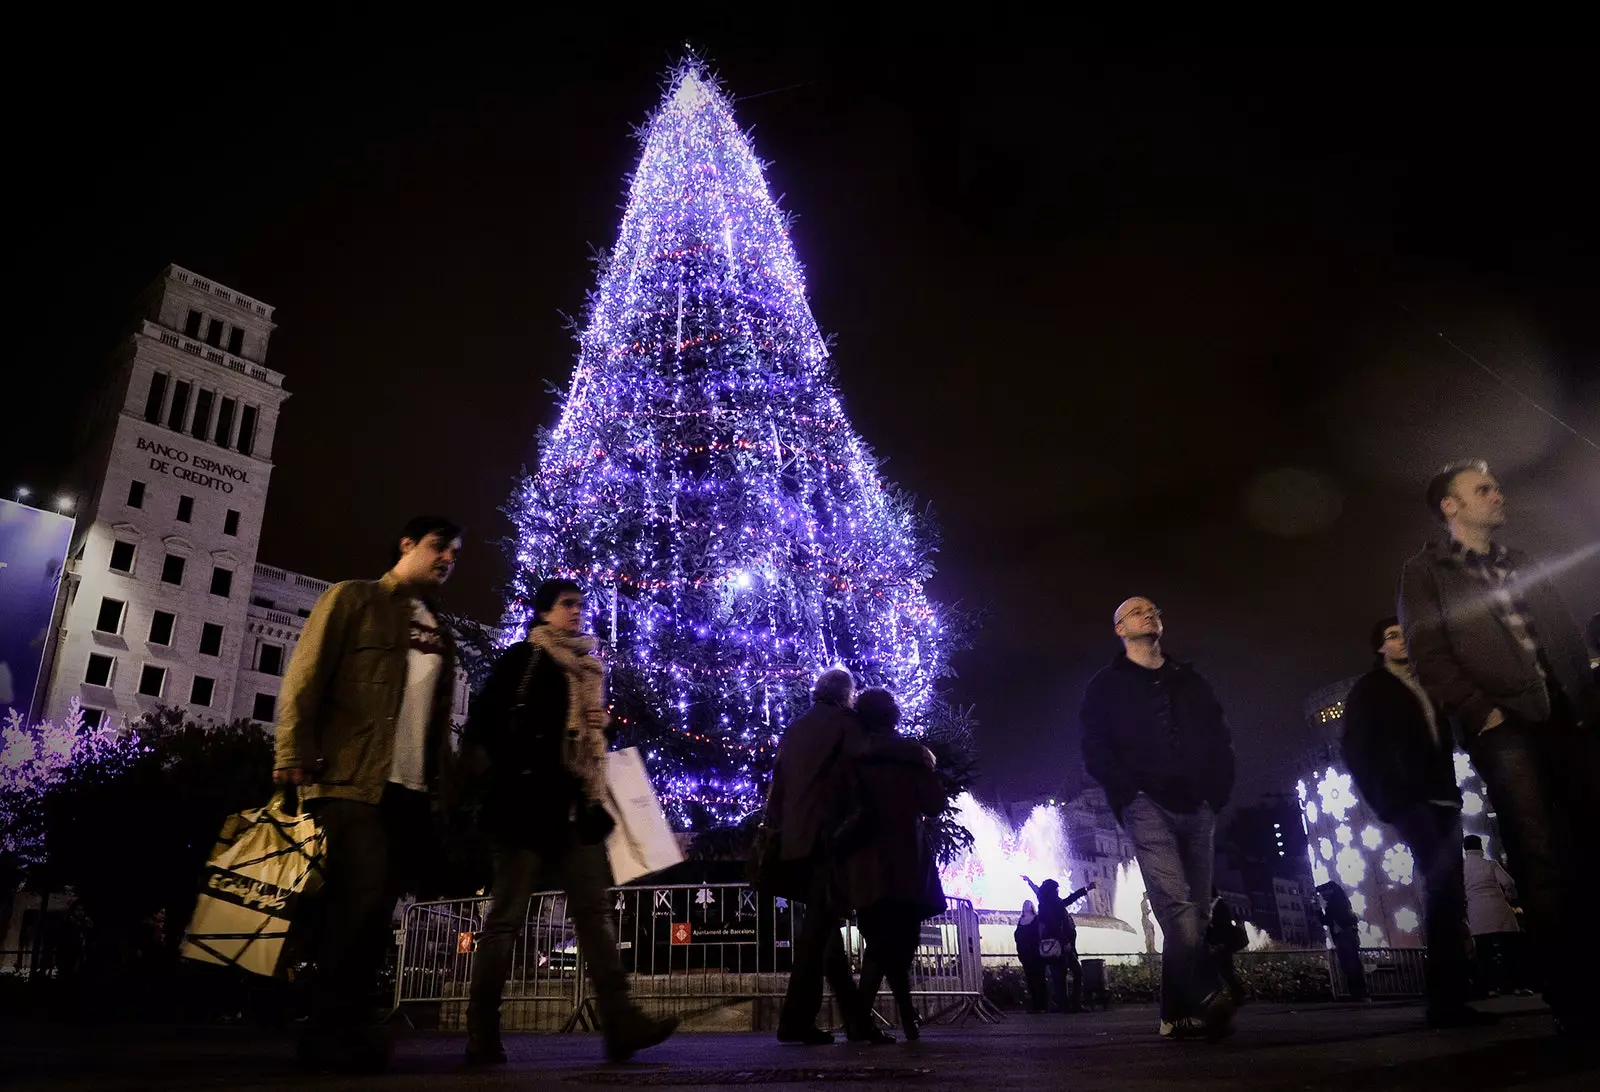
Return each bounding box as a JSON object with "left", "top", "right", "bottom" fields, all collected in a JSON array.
[
  {"left": 1424, "top": 459, "right": 1489, "bottom": 524},
  {"left": 392, "top": 515, "right": 463, "bottom": 565},
  {"left": 1370, "top": 616, "right": 1400, "bottom": 659},
  {"left": 812, "top": 668, "right": 855, "bottom": 707},
  {"left": 1463, "top": 834, "right": 1483, "bottom": 852},
  {"left": 855, "top": 687, "right": 901, "bottom": 735},
  {"left": 529, "top": 578, "right": 583, "bottom": 625}
]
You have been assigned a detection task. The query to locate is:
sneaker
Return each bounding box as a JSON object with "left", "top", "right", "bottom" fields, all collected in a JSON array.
[
  {"left": 605, "top": 1011, "right": 679, "bottom": 1063},
  {"left": 846, "top": 1024, "right": 896, "bottom": 1045},
  {"left": 1160, "top": 1017, "right": 1207, "bottom": 1039}
]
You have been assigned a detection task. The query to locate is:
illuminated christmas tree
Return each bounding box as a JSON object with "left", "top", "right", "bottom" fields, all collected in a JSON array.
[{"left": 506, "top": 64, "right": 950, "bottom": 830}]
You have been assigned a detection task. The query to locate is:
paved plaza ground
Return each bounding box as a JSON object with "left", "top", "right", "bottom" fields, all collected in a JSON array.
[{"left": 5, "top": 996, "right": 1595, "bottom": 1091}]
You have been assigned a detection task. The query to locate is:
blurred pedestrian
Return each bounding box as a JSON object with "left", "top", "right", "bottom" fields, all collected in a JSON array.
[
  {"left": 1206, "top": 893, "right": 1248, "bottom": 1005},
  {"left": 461, "top": 578, "right": 676, "bottom": 1065},
  {"left": 1014, "top": 901, "right": 1048, "bottom": 1013},
  {"left": 1463, "top": 835, "right": 1530, "bottom": 998},
  {"left": 843, "top": 687, "right": 946, "bottom": 1041},
  {"left": 1024, "top": 875, "right": 1094, "bottom": 1012},
  {"left": 1317, "top": 883, "right": 1367, "bottom": 1002}
]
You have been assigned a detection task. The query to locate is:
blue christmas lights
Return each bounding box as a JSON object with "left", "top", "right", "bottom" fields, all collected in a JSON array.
[{"left": 506, "top": 64, "right": 948, "bottom": 829}]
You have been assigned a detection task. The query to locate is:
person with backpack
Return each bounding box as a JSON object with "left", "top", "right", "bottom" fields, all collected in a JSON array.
[{"left": 1023, "top": 876, "right": 1095, "bottom": 1012}]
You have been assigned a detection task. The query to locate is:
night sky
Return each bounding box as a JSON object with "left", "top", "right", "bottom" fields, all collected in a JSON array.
[{"left": 9, "top": 25, "right": 1598, "bottom": 810}]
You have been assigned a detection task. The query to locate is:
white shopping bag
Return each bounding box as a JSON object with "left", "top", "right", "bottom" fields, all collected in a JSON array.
[
  {"left": 603, "top": 747, "right": 683, "bottom": 885},
  {"left": 181, "top": 792, "right": 325, "bottom": 977}
]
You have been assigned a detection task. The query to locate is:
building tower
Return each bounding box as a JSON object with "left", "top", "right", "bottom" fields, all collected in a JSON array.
[{"left": 41, "top": 266, "right": 289, "bottom": 728}]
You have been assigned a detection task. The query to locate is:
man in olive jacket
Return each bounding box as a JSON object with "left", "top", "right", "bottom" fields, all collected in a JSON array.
[{"left": 273, "top": 516, "right": 461, "bottom": 1069}]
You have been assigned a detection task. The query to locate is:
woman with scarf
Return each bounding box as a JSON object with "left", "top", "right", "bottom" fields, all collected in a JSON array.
[{"left": 462, "top": 579, "right": 676, "bottom": 1065}]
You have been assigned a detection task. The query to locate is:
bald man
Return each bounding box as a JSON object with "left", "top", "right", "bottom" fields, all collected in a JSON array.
[{"left": 1081, "top": 597, "right": 1236, "bottom": 1040}]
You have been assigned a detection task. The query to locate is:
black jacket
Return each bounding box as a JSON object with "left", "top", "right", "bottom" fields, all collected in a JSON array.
[
  {"left": 1341, "top": 666, "right": 1460, "bottom": 824},
  {"left": 462, "top": 642, "right": 581, "bottom": 853},
  {"left": 1081, "top": 654, "right": 1236, "bottom": 821},
  {"left": 1399, "top": 540, "right": 1598, "bottom": 738},
  {"left": 838, "top": 740, "right": 947, "bottom": 919}
]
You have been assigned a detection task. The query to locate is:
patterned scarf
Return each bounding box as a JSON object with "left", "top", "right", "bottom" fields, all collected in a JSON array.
[{"left": 527, "top": 625, "right": 609, "bottom": 802}]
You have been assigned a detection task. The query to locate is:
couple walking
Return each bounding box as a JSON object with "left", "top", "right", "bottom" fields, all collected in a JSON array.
[{"left": 762, "top": 669, "right": 947, "bottom": 1044}]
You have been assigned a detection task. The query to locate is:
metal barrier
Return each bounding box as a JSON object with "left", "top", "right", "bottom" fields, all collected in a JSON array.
[
  {"left": 1330, "top": 947, "right": 1428, "bottom": 999},
  {"left": 396, "top": 883, "right": 990, "bottom": 1032}
]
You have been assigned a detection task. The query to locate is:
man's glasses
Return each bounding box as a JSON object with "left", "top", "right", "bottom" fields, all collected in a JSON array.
[{"left": 1118, "top": 607, "right": 1163, "bottom": 623}]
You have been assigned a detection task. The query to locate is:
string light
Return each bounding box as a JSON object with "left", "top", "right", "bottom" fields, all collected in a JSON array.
[{"left": 505, "top": 61, "right": 948, "bottom": 829}]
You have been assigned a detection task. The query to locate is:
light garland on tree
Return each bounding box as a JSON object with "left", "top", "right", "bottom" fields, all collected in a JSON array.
[{"left": 505, "top": 62, "right": 949, "bottom": 829}]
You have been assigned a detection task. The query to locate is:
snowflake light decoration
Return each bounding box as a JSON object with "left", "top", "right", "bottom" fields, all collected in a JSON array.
[
  {"left": 1361, "top": 825, "right": 1384, "bottom": 850},
  {"left": 1462, "top": 791, "right": 1483, "bottom": 817},
  {"left": 1316, "top": 768, "right": 1357, "bottom": 822},
  {"left": 1336, "top": 847, "right": 1367, "bottom": 887},
  {"left": 1382, "top": 843, "right": 1415, "bottom": 886},
  {"left": 1453, "top": 751, "right": 1474, "bottom": 787},
  {"left": 1394, "top": 908, "right": 1420, "bottom": 934},
  {"left": 1336, "top": 824, "right": 1353, "bottom": 846}
]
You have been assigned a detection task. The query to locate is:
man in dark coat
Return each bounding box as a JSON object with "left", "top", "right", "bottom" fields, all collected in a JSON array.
[
  {"left": 1343, "top": 616, "right": 1489, "bottom": 1028},
  {"left": 1081, "top": 596, "right": 1236, "bottom": 1040},
  {"left": 1398, "top": 460, "right": 1600, "bottom": 1037},
  {"left": 764, "top": 669, "right": 927, "bottom": 1044}
]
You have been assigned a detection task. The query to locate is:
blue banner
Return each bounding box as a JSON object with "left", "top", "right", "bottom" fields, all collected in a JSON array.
[{"left": 0, "top": 499, "right": 75, "bottom": 721}]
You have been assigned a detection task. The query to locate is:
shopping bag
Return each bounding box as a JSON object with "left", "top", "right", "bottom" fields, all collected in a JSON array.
[
  {"left": 602, "top": 747, "right": 683, "bottom": 885},
  {"left": 181, "top": 790, "right": 325, "bottom": 977}
]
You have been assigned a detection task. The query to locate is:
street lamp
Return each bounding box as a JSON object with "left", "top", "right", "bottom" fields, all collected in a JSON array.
[
  {"left": 55, "top": 496, "right": 74, "bottom": 513},
  {"left": 14, "top": 485, "right": 30, "bottom": 502}
]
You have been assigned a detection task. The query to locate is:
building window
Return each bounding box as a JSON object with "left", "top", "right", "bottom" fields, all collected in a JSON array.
[
  {"left": 251, "top": 595, "right": 275, "bottom": 608},
  {"left": 85, "top": 653, "right": 114, "bottom": 687},
  {"left": 227, "top": 326, "right": 245, "bottom": 355},
  {"left": 81, "top": 707, "right": 106, "bottom": 728},
  {"left": 190, "top": 675, "right": 215, "bottom": 707},
  {"left": 149, "top": 610, "right": 176, "bottom": 646},
  {"left": 224, "top": 509, "right": 240, "bottom": 536},
  {"left": 297, "top": 609, "right": 311, "bottom": 618},
  {"left": 210, "top": 567, "right": 233, "bottom": 598},
  {"left": 184, "top": 309, "right": 203, "bottom": 338},
  {"left": 214, "top": 397, "right": 236, "bottom": 447},
  {"left": 95, "top": 597, "right": 125, "bottom": 634},
  {"left": 252, "top": 693, "right": 276, "bottom": 722},
  {"left": 199, "top": 623, "right": 223, "bottom": 656},
  {"left": 258, "top": 643, "right": 285, "bottom": 676},
  {"left": 161, "top": 554, "right": 186, "bottom": 585},
  {"left": 109, "top": 540, "right": 136, "bottom": 573},
  {"left": 191, "top": 389, "right": 214, "bottom": 440},
  {"left": 127, "top": 479, "right": 146, "bottom": 509},
  {"left": 167, "top": 380, "right": 192, "bottom": 431},
  {"left": 205, "top": 318, "right": 224, "bottom": 348},
  {"left": 177, "top": 495, "right": 194, "bottom": 523},
  {"left": 138, "top": 664, "right": 167, "bottom": 697},
  {"left": 143, "top": 372, "right": 168, "bottom": 424},
  {"left": 237, "top": 405, "right": 258, "bottom": 457}
]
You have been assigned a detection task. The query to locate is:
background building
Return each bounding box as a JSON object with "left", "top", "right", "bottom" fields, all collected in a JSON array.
[{"left": 31, "top": 266, "right": 471, "bottom": 733}]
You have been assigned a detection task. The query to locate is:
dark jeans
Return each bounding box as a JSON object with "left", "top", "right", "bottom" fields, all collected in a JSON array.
[
  {"left": 1123, "top": 794, "right": 1219, "bottom": 1021},
  {"left": 1474, "top": 931, "right": 1525, "bottom": 995},
  {"left": 1045, "top": 949, "right": 1082, "bottom": 1012},
  {"left": 1332, "top": 932, "right": 1367, "bottom": 999},
  {"left": 779, "top": 859, "right": 862, "bottom": 1034},
  {"left": 856, "top": 904, "right": 921, "bottom": 1029},
  {"left": 306, "top": 783, "right": 433, "bottom": 1029},
  {"left": 1390, "top": 802, "right": 1470, "bottom": 1012},
  {"left": 1020, "top": 956, "right": 1049, "bottom": 1013},
  {"left": 467, "top": 832, "right": 630, "bottom": 1032},
  {"left": 1466, "top": 690, "right": 1600, "bottom": 1018}
]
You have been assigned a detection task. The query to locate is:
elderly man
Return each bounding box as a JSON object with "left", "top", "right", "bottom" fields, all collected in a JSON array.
[{"left": 1081, "top": 597, "right": 1236, "bottom": 1040}]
